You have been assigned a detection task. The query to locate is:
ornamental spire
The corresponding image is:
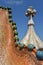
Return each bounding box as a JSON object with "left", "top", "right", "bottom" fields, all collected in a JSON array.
[
  {"left": 26, "top": 6, "right": 36, "bottom": 26},
  {"left": 20, "top": 6, "right": 43, "bottom": 50}
]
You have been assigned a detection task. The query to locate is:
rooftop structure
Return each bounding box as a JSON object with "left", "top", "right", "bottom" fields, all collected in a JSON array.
[
  {"left": 0, "top": 6, "right": 43, "bottom": 65},
  {"left": 20, "top": 6, "right": 43, "bottom": 49}
]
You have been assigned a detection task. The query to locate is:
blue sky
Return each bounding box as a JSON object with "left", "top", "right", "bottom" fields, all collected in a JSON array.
[{"left": 0, "top": 0, "right": 43, "bottom": 41}]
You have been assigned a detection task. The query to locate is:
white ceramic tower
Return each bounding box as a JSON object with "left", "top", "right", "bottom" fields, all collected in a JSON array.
[{"left": 21, "top": 6, "right": 43, "bottom": 49}]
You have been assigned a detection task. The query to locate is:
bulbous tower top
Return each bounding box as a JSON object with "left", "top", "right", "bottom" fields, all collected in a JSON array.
[
  {"left": 26, "top": 6, "right": 36, "bottom": 26},
  {"left": 26, "top": 6, "right": 36, "bottom": 17}
]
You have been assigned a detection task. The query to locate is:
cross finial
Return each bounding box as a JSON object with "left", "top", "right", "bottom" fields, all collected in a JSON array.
[{"left": 26, "top": 6, "right": 36, "bottom": 17}]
